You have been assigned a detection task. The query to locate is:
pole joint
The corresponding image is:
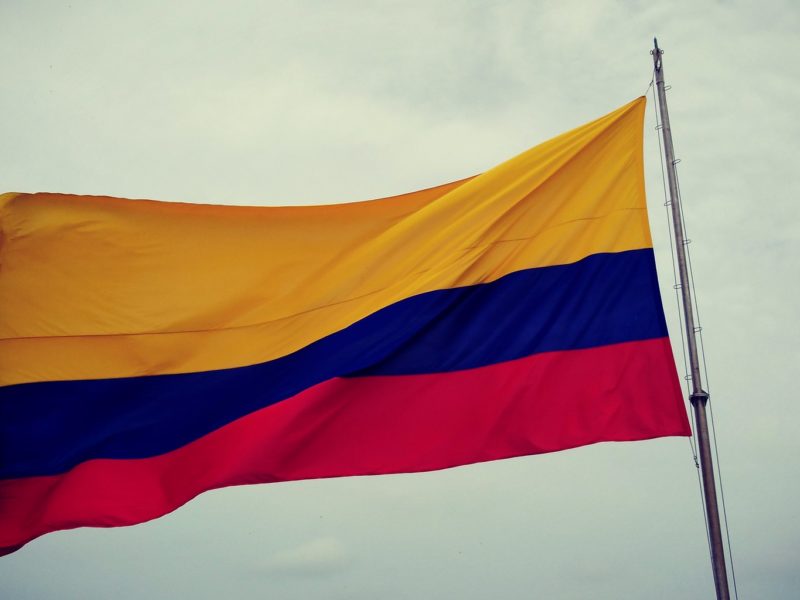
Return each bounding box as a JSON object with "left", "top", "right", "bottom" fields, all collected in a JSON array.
[{"left": 690, "top": 390, "right": 709, "bottom": 406}]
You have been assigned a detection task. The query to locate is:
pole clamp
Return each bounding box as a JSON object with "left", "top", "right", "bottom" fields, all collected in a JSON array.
[{"left": 690, "top": 390, "right": 710, "bottom": 406}]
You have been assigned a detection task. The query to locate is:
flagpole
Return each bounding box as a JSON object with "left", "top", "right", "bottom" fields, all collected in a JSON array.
[{"left": 651, "top": 38, "right": 730, "bottom": 600}]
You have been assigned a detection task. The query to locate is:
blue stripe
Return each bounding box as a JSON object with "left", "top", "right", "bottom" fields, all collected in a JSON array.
[{"left": 0, "top": 249, "right": 667, "bottom": 479}]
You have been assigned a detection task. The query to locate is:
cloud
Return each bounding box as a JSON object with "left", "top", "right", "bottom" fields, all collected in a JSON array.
[{"left": 257, "top": 537, "right": 350, "bottom": 577}]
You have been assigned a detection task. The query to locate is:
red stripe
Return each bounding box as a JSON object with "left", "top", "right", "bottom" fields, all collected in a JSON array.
[{"left": 0, "top": 338, "right": 689, "bottom": 553}]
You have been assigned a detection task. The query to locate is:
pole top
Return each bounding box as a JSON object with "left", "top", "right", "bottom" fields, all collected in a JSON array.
[{"left": 651, "top": 37, "right": 663, "bottom": 70}]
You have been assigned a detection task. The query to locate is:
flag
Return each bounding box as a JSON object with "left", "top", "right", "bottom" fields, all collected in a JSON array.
[{"left": 0, "top": 97, "right": 689, "bottom": 555}]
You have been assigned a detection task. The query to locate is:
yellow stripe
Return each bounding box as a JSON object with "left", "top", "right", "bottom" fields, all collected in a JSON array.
[{"left": 0, "top": 97, "right": 651, "bottom": 386}]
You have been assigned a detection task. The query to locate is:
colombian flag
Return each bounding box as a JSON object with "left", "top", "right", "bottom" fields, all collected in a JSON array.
[{"left": 0, "top": 97, "right": 690, "bottom": 554}]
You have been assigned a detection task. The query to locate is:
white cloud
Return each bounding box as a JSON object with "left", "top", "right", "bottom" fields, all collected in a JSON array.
[{"left": 259, "top": 537, "right": 350, "bottom": 577}]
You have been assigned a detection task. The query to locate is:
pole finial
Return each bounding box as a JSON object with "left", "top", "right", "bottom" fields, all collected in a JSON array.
[{"left": 651, "top": 37, "right": 663, "bottom": 70}]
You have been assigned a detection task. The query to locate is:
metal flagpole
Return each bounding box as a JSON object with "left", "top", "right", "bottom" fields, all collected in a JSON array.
[{"left": 651, "top": 38, "right": 730, "bottom": 600}]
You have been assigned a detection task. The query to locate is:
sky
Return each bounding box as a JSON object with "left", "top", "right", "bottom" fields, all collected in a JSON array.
[{"left": 1, "top": 1, "right": 798, "bottom": 598}]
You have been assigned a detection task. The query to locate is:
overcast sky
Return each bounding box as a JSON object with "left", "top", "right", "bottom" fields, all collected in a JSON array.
[{"left": 1, "top": 1, "right": 798, "bottom": 598}]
